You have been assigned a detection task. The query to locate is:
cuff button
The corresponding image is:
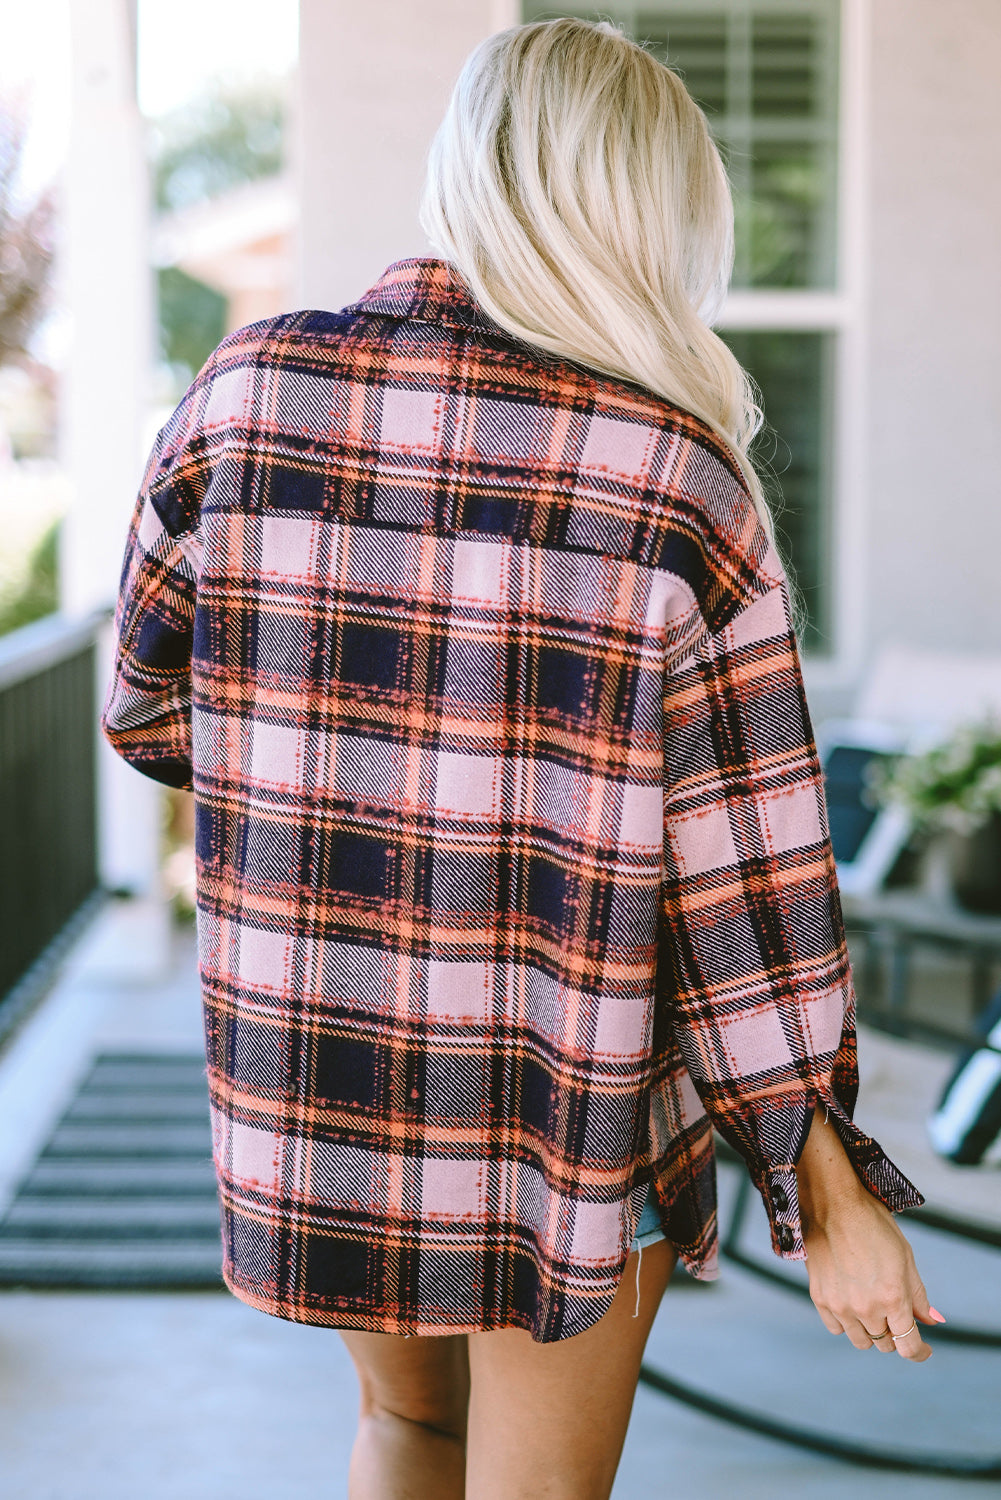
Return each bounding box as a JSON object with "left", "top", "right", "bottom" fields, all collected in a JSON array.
[
  {"left": 777, "top": 1223, "right": 795, "bottom": 1252},
  {"left": 769, "top": 1183, "right": 789, "bottom": 1213}
]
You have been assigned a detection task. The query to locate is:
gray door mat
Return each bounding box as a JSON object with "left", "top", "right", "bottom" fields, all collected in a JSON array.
[{"left": 0, "top": 1052, "right": 224, "bottom": 1289}]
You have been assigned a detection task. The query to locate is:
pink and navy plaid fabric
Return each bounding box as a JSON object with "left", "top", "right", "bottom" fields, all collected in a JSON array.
[{"left": 101, "top": 258, "right": 922, "bottom": 1341}]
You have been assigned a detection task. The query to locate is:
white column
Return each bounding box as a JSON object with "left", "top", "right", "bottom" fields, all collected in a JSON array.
[
  {"left": 61, "top": 0, "right": 152, "bottom": 619},
  {"left": 296, "top": 0, "right": 520, "bottom": 313},
  {"left": 60, "top": 0, "right": 168, "bottom": 961}
]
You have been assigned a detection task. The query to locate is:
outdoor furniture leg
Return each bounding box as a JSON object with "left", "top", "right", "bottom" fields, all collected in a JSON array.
[
  {"left": 860, "top": 927, "right": 882, "bottom": 1011},
  {"left": 887, "top": 935, "right": 912, "bottom": 1035},
  {"left": 971, "top": 950, "right": 995, "bottom": 1022}
]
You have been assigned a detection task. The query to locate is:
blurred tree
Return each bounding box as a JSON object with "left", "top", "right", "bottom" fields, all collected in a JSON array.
[
  {"left": 151, "top": 79, "right": 285, "bottom": 213},
  {"left": 152, "top": 79, "right": 285, "bottom": 382},
  {"left": 157, "top": 266, "right": 227, "bottom": 380},
  {"left": 0, "top": 107, "right": 54, "bottom": 367},
  {"left": 0, "top": 517, "right": 59, "bottom": 636},
  {"left": 0, "top": 107, "right": 59, "bottom": 638}
]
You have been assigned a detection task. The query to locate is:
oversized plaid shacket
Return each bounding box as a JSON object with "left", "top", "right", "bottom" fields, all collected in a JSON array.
[{"left": 101, "top": 257, "right": 922, "bottom": 1341}]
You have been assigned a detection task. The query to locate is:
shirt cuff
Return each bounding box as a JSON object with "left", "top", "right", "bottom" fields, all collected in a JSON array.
[{"left": 749, "top": 1090, "right": 926, "bottom": 1262}]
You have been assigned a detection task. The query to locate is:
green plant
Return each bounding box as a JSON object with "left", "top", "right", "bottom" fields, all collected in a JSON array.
[
  {"left": 869, "top": 719, "right": 1001, "bottom": 837},
  {"left": 157, "top": 265, "right": 227, "bottom": 381},
  {"left": 0, "top": 516, "right": 59, "bottom": 637}
]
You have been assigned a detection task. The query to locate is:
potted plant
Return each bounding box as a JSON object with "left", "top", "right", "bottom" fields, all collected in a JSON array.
[{"left": 869, "top": 719, "right": 1001, "bottom": 914}]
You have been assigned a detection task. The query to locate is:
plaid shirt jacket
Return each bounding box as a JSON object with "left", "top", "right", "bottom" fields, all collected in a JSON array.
[{"left": 102, "top": 258, "right": 922, "bottom": 1341}]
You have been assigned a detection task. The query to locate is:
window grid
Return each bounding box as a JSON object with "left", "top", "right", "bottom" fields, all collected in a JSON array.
[
  {"left": 521, "top": 1, "right": 846, "bottom": 657},
  {"left": 630, "top": 1, "right": 841, "bottom": 289}
]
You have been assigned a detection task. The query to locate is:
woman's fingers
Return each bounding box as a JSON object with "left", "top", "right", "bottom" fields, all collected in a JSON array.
[
  {"left": 825, "top": 1308, "right": 932, "bottom": 1359},
  {"left": 812, "top": 1284, "right": 937, "bottom": 1359},
  {"left": 854, "top": 1314, "right": 892, "bottom": 1351},
  {"left": 803, "top": 1208, "right": 938, "bottom": 1362},
  {"left": 909, "top": 1272, "right": 938, "bottom": 1326},
  {"left": 889, "top": 1322, "right": 932, "bottom": 1361},
  {"left": 887, "top": 1301, "right": 933, "bottom": 1362},
  {"left": 840, "top": 1316, "right": 876, "bottom": 1351},
  {"left": 814, "top": 1304, "right": 844, "bottom": 1337}
]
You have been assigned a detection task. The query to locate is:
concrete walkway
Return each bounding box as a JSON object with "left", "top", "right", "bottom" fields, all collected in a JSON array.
[{"left": 0, "top": 899, "right": 998, "bottom": 1499}]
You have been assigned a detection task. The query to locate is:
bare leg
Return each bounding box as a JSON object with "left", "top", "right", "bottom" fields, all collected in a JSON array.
[
  {"left": 339, "top": 1329, "right": 470, "bottom": 1500},
  {"left": 465, "top": 1238, "right": 677, "bottom": 1500}
]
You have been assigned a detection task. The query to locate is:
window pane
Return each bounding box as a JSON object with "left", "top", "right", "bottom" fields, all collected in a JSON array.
[
  {"left": 638, "top": 11, "right": 727, "bottom": 114},
  {"left": 742, "top": 138, "right": 835, "bottom": 288},
  {"left": 518, "top": 6, "right": 840, "bottom": 653},
  {"left": 523, "top": 2, "right": 840, "bottom": 289},
  {"left": 720, "top": 330, "right": 835, "bottom": 651},
  {"left": 752, "top": 13, "right": 821, "bottom": 117}
]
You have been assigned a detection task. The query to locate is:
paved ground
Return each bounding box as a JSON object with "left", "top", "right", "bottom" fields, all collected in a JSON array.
[{"left": 1, "top": 898, "right": 998, "bottom": 1499}]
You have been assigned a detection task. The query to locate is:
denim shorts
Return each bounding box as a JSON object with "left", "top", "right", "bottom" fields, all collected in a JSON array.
[{"left": 630, "top": 1184, "right": 666, "bottom": 1251}]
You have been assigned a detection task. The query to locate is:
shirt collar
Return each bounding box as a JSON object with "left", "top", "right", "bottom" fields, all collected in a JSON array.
[{"left": 344, "top": 257, "right": 489, "bottom": 330}]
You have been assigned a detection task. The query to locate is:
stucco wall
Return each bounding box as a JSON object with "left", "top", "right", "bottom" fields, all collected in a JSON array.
[
  {"left": 296, "top": 0, "right": 518, "bottom": 312},
  {"left": 866, "top": 0, "right": 1001, "bottom": 659}
]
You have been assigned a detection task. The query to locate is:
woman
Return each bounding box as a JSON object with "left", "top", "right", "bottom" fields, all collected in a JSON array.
[{"left": 102, "top": 18, "right": 943, "bottom": 1499}]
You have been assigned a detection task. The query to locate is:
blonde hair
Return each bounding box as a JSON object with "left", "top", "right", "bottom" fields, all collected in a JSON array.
[{"left": 419, "top": 17, "right": 773, "bottom": 537}]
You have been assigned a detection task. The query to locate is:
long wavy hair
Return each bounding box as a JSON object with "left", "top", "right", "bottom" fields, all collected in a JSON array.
[{"left": 419, "top": 16, "right": 773, "bottom": 537}]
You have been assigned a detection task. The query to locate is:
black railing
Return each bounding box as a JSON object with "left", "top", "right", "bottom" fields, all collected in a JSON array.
[{"left": 0, "top": 613, "right": 104, "bottom": 1033}]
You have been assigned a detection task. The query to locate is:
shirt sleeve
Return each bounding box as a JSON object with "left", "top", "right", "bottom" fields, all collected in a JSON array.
[
  {"left": 659, "top": 572, "right": 924, "bottom": 1263},
  {"left": 99, "top": 375, "right": 212, "bottom": 792}
]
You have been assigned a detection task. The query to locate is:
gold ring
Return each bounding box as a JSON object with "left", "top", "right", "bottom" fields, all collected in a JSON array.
[
  {"left": 863, "top": 1325, "right": 891, "bottom": 1340},
  {"left": 891, "top": 1321, "right": 917, "bottom": 1341}
]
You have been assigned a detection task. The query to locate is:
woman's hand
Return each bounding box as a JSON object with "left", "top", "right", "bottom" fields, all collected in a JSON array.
[{"left": 793, "top": 1105, "right": 944, "bottom": 1362}]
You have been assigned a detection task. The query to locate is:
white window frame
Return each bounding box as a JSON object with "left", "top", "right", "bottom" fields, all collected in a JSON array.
[
  {"left": 517, "top": 0, "right": 869, "bottom": 685},
  {"left": 716, "top": 0, "right": 869, "bottom": 686}
]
